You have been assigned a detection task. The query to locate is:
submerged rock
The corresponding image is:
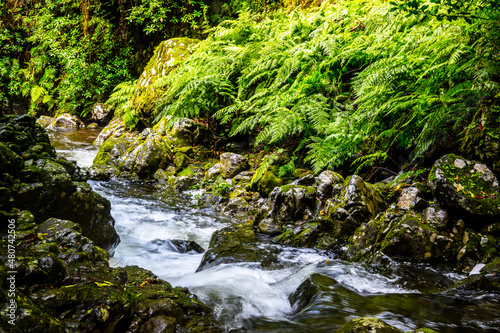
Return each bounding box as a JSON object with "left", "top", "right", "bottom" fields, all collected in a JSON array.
[
  {"left": 147, "top": 239, "right": 205, "bottom": 254},
  {"left": 336, "top": 317, "right": 404, "bottom": 333}
]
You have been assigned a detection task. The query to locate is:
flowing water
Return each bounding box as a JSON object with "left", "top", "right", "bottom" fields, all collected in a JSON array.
[{"left": 49, "top": 128, "right": 500, "bottom": 332}]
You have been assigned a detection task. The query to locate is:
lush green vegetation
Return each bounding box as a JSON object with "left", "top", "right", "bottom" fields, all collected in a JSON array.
[
  {"left": 126, "top": 0, "right": 498, "bottom": 172},
  {"left": 2, "top": 0, "right": 499, "bottom": 174},
  {"left": 0, "top": 0, "right": 263, "bottom": 116}
]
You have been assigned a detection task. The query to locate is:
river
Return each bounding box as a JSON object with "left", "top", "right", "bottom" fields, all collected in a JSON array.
[{"left": 49, "top": 128, "right": 500, "bottom": 332}]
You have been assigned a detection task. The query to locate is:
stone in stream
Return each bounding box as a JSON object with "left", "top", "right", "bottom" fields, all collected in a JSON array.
[
  {"left": 147, "top": 239, "right": 205, "bottom": 254},
  {"left": 336, "top": 317, "right": 405, "bottom": 333},
  {"left": 49, "top": 113, "right": 84, "bottom": 129}
]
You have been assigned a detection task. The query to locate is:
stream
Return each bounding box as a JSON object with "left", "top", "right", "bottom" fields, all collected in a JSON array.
[{"left": 49, "top": 128, "right": 500, "bottom": 332}]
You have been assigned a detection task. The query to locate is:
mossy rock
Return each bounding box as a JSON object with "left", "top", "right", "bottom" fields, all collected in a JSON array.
[
  {"left": 256, "top": 171, "right": 281, "bottom": 197},
  {"left": 336, "top": 317, "right": 403, "bottom": 333},
  {"left": 134, "top": 38, "right": 200, "bottom": 126},
  {"left": 429, "top": 154, "right": 500, "bottom": 221}
]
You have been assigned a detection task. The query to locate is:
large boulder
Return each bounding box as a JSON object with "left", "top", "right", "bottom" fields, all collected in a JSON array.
[
  {"left": 429, "top": 154, "right": 500, "bottom": 222},
  {"left": 348, "top": 210, "right": 461, "bottom": 264},
  {"left": 197, "top": 224, "right": 279, "bottom": 271},
  {"left": 220, "top": 152, "right": 249, "bottom": 178},
  {"left": 120, "top": 129, "right": 172, "bottom": 177},
  {"left": 323, "top": 175, "right": 385, "bottom": 241},
  {"left": 134, "top": 38, "right": 199, "bottom": 126},
  {"left": 93, "top": 128, "right": 173, "bottom": 179}
]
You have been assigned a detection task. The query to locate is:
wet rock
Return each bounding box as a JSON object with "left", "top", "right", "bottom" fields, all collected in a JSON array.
[
  {"left": 220, "top": 152, "right": 249, "bottom": 178},
  {"left": 119, "top": 129, "right": 173, "bottom": 177},
  {"left": 49, "top": 113, "right": 84, "bottom": 129},
  {"left": 173, "top": 175, "right": 197, "bottom": 192},
  {"left": 257, "top": 218, "right": 281, "bottom": 235},
  {"left": 94, "top": 127, "right": 173, "bottom": 179},
  {"left": 269, "top": 185, "right": 317, "bottom": 225},
  {"left": 197, "top": 224, "right": 277, "bottom": 271},
  {"left": 93, "top": 117, "right": 128, "bottom": 147},
  {"left": 293, "top": 174, "right": 315, "bottom": 186},
  {"left": 275, "top": 222, "right": 320, "bottom": 247},
  {"left": 323, "top": 176, "right": 385, "bottom": 241},
  {"left": 289, "top": 273, "right": 339, "bottom": 312},
  {"left": 429, "top": 154, "right": 500, "bottom": 221},
  {"left": 87, "top": 122, "right": 99, "bottom": 129},
  {"left": 36, "top": 115, "right": 54, "bottom": 127},
  {"left": 336, "top": 317, "right": 403, "bottom": 333},
  {"left": 138, "top": 316, "right": 176, "bottom": 333},
  {"left": 348, "top": 211, "right": 458, "bottom": 263},
  {"left": 91, "top": 103, "right": 113, "bottom": 126},
  {"left": 316, "top": 171, "right": 344, "bottom": 201},
  {"left": 147, "top": 239, "right": 205, "bottom": 254},
  {"left": 222, "top": 197, "right": 250, "bottom": 214}
]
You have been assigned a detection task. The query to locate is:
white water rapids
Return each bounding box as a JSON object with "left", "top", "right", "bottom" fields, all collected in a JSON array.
[{"left": 50, "top": 128, "right": 500, "bottom": 333}]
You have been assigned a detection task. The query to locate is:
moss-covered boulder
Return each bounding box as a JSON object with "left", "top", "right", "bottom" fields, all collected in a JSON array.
[
  {"left": 256, "top": 171, "right": 281, "bottom": 197},
  {"left": 429, "top": 154, "right": 500, "bottom": 221},
  {"left": 93, "top": 128, "right": 173, "bottom": 179},
  {"left": 220, "top": 152, "right": 249, "bottom": 178},
  {"left": 49, "top": 113, "right": 84, "bottom": 129},
  {"left": 197, "top": 224, "right": 279, "bottom": 271},
  {"left": 347, "top": 210, "right": 462, "bottom": 263},
  {"left": 0, "top": 141, "right": 23, "bottom": 174},
  {"left": 93, "top": 117, "right": 129, "bottom": 147},
  {"left": 323, "top": 175, "right": 385, "bottom": 241},
  {"left": 134, "top": 38, "right": 199, "bottom": 126}
]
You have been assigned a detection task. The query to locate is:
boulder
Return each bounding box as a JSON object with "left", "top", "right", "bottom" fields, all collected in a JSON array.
[
  {"left": 429, "top": 154, "right": 500, "bottom": 221},
  {"left": 93, "top": 127, "right": 173, "bottom": 179},
  {"left": 397, "top": 187, "right": 421, "bottom": 210},
  {"left": 316, "top": 171, "right": 344, "bottom": 201},
  {"left": 49, "top": 113, "right": 84, "bottom": 129},
  {"left": 134, "top": 38, "right": 200, "bottom": 126},
  {"left": 91, "top": 103, "right": 114, "bottom": 126},
  {"left": 220, "top": 152, "right": 249, "bottom": 178},
  {"left": 36, "top": 115, "right": 54, "bottom": 127},
  {"left": 197, "top": 224, "right": 279, "bottom": 271},
  {"left": 206, "top": 163, "right": 221, "bottom": 179},
  {"left": 255, "top": 171, "right": 281, "bottom": 197},
  {"left": 269, "top": 185, "right": 317, "bottom": 225},
  {"left": 94, "top": 117, "right": 128, "bottom": 147},
  {"left": 348, "top": 211, "right": 459, "bottom": 263},
  {"left": 323, "top": 175, "right": 385, "bottom": 240},
  {"left": 0, "top": 142, "right": 23, "bottom": 174}
]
